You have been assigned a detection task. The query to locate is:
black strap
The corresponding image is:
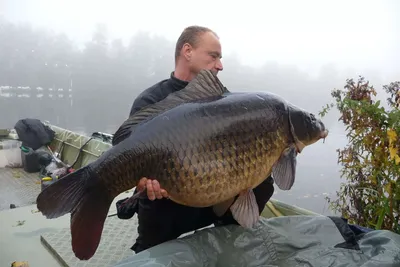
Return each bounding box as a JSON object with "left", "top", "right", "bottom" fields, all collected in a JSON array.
[{"left": 328, "top": 216, "right": 362, "bottom": 250}]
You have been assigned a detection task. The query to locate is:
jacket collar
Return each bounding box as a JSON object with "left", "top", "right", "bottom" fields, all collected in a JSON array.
[{"left": 169, "top": 71, "right": 189, "bottom": 91}]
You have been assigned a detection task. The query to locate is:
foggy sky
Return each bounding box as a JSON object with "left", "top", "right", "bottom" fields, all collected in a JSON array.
[
  {"left": 2, "top": 0, "right": 399, "bottom": 80},
  {"left": 1, "top": 0, "right": 399, "bottom": 215}
]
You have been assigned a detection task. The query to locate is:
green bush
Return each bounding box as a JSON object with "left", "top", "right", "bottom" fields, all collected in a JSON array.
[{"left": 319, "top": 76, "right": 400, "bottom": 233}]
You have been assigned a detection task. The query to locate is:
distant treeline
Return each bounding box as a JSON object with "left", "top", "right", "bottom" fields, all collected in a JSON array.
[{"left": 0, "top": 18, "right": 345, "bottom": 134}]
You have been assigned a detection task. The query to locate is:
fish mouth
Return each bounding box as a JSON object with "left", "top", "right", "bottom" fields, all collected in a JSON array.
[
  {"left": 321, "top": 129, "right": 329, "bottom": 143},
  {"left": 321, "top": 129, "right": 329, "bottom": 138},
  {"left": 319, "top": 130, "right": 329, "bottom": 143},
  {"left": 294, "top": 128, "right": 329, "bottom": 152}
]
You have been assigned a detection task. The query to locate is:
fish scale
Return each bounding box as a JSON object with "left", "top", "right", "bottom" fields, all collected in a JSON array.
[{"left": 36, "top": 69, "right": 328, "bottom": 261}]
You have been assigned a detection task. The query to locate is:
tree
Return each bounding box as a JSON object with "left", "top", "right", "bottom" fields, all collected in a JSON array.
[{"left": 320, "top": 77, "right": 400, "bottom": 233}]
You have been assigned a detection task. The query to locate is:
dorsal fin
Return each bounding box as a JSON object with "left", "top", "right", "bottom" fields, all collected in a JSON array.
[{"left": 112, "top": 69, "right": 229, "bottom": 146}]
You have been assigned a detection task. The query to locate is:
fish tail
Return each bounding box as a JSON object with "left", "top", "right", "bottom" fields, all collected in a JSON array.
[{"left": 36, "top": 165, "right": 113, "bottom": 260}]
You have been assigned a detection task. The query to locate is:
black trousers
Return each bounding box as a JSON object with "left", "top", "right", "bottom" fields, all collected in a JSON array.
[{"left": 117, "top": 176, "right": 275, "bottom": 253}]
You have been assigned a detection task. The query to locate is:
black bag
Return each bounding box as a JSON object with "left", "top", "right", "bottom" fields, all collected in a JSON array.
[{"left": 14, "top": 118, "right": 55, "bottom": 150}]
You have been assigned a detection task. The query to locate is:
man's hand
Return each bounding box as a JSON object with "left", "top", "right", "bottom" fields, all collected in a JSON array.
[{"left": 137, "top": 177, "right": 169, "bottom": 200}]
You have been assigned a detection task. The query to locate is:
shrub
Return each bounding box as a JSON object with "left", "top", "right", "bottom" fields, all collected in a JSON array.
[{"left": 319, "top": 76, "right": 400, "bottom": 233}]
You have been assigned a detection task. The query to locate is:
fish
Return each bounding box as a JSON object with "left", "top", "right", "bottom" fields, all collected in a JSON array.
[{"left": 35, "top": 69, "right": 329, "bottom": 260}]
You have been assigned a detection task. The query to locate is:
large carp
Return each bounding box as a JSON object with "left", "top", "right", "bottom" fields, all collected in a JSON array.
[{"left": 36, "top": 69, "right": 328, "bottom": 260}]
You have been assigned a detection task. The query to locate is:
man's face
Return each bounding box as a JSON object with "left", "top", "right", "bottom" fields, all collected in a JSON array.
[{"left": 185, "top": 32, "right": 223, "bottom": 75}]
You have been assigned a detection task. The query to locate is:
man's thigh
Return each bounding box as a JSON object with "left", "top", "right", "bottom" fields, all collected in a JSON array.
[
  {"left": 253, "top": 176, "right": 275, "bottom": 212},
  {"left": 132, "top": 198, "right": 216, "bottom": 253}
]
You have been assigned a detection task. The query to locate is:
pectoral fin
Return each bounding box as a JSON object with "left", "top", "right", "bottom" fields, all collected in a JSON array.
[
  {"left": 229, "top": 189, "right": 260, "bottom": 228},
  {"left": 212, "top": 197, "right": 235, "bottom": 217},
  {"left": 272, "top": 146, "right": 297, "bottom": 190}
]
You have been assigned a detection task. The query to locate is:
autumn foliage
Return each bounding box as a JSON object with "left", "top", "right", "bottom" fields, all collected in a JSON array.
[{"left": 320, "top": 77, "right": 400, "bottom": 233}]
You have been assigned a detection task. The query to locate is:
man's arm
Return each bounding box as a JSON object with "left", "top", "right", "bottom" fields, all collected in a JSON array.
[
  {"left": 127, "top": 87, "right": 170, "bottom": 200},
  {"left": 115, "top": 88, "right": 170, "bottom": 219}
]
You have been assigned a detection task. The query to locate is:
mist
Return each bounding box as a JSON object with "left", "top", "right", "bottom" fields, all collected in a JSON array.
[{"left": 1, "top": 0, "right": 399, "bottom": 215}]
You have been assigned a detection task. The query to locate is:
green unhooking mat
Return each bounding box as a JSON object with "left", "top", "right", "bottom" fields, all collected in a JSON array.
[{"left": 113, "top": 215, "right": 400, "bottom": 267}]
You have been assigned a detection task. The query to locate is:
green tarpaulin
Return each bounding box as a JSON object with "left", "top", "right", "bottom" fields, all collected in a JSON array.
[{"left": 113, "top": 215, "right": 400, "bottom": 267}]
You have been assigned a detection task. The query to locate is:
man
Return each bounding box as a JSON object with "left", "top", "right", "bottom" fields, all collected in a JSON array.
[{"left": 116, "top": 25, "right": 275, "bottom": 253}]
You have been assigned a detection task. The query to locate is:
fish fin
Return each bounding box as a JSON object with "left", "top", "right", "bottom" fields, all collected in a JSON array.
[
  {"left": 112, "top": 69, "right": 229, "bottom": 146},
  {"left": 272, "top": 146, "right": 297, "bottom": 190},
  {"left": 111, "top": 110, "right": 158, "bottom": 146},
  {"left": 213, "top": 197, "right": 235, "bottom": 217},
  {"left": 229, "top": 189, "right": 260, "bottom": 228},
  {"left": 36, "top": 167, "right": 113, "bottom": 260}
]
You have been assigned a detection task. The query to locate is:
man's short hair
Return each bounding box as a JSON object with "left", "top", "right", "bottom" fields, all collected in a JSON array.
[{"left": 174, "top": 25, "right": 218, "bottom": 62}]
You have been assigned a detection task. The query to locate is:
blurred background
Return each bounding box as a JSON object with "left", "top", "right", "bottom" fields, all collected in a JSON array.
[{"left": 1, "top": 0, "right": 399, "bottom": 215}]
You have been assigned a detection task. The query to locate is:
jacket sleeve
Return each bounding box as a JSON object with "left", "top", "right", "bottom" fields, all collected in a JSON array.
[
  {"left": 129, "top": 93, "right": 156, "bottom": 117},
  {"left": 116, "top": 188, "right": 140, "bottom": 219}
]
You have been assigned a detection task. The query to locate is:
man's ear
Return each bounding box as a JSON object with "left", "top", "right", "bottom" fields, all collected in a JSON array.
[{"left": 182, "top": 43, "right": 192, "bottom": 61}]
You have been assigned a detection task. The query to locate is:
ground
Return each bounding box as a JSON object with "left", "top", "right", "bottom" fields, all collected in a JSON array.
[
  {"left": 0, "top": 187, "right": 137, "bottom": 267},
  {"left": 0, "top": 168, "right": 40, "bottom": 211}
]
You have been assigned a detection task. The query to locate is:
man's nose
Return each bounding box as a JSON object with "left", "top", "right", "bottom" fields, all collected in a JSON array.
[{"left": 215, "top": 59, "right": 223, "bottom": 71}]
